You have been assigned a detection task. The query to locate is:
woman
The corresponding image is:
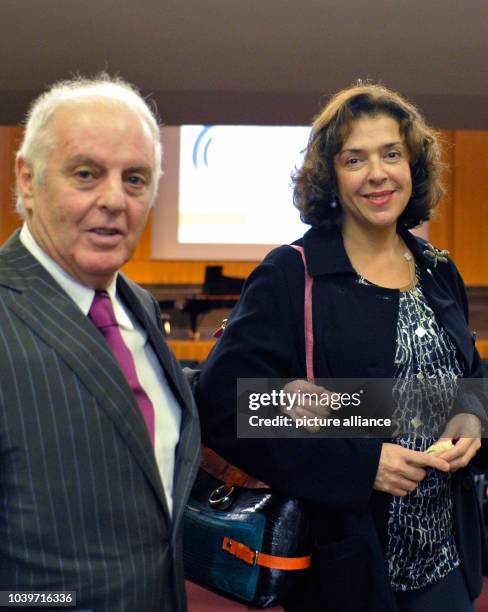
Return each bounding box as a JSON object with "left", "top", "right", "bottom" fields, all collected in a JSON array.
[{"left": 196, "top": 84, "right": 487, "bottom": 611}]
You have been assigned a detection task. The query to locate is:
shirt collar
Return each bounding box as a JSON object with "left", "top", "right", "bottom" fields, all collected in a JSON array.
[{"left": 19, "top": 223, "right": 133, "bottom": 330}]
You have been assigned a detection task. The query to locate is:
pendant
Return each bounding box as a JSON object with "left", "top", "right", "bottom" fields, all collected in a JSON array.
[
  {"left": 416, "top": 372, "right": 424, "bottom": 380},
  {"left": 415, "top": 326, "right": 427, "bottom": 338}
]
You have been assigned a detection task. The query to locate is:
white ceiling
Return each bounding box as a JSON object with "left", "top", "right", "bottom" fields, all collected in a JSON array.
[{"left": 1, "top": 0, "right": 487, "bottom": 128}]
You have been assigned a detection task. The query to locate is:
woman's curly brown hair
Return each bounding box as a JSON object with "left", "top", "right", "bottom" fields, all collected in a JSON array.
[{"left": 292, "top": 83, "right": 444, "bottom": 229}]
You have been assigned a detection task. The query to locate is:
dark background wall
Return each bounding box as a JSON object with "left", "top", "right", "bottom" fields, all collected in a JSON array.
[
  {"left": 1, "top": 0, "right": 488, "bottom": 128},
  {"left": 0, "top": 0, "right": 486, "bottom": 361}
]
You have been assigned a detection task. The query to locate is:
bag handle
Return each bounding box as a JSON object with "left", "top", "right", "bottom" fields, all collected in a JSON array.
[
  {"left": 200, "top": 446, "right": 268, "bottom": 489},
  {"left": 205, "top": 244, "right": 315, "bottom": 492},
  {"left": 201, "top": 249, "right": 314, "bottom": 572},
  {"left": 290, "top": 245, "right": 315, "bottom": 382}
]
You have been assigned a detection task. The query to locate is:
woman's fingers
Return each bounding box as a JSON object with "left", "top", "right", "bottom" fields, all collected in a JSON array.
[
  {"left": 280, "top": 379, "right": 333, "bottom": 431},
  {"left": 374, "top": 443, "right": 451, "bottom": 496},
  {"left": 438, "top": 437, "right": 481, "bottom": 471}
]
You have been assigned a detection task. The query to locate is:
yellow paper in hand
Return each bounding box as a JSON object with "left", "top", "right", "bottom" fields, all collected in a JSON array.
[{"left": 425, "top": 439, "right": 454, "bottom": 455}]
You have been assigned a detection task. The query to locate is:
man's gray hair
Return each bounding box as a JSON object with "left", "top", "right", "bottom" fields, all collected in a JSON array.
[{"left": 16, "top": 73, "right": 162, "bottom": 217}]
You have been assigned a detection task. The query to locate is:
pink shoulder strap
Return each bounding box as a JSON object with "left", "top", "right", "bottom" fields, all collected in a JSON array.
[{"left": 290, "top": 245, "right": 314, "bottom": 382}]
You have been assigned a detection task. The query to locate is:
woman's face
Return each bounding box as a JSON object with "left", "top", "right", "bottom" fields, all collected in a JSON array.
[{"left": 333, "top": 114, "right": 412, "bottom": 232}]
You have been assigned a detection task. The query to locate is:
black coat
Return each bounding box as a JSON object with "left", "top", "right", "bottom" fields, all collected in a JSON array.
[{"left": 197, "top": 225, "right": 488, "bottom": 612}]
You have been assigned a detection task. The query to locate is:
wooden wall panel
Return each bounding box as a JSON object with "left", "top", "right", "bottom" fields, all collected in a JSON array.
[
  {"left": 122, "top": 256, "right": 256, "bottom": 284},
  {"left": 0, "top": 126, "right": 486, "bottom": 287},
  {"left": 477, "top": 340, "right": 488, "bottom": 360},
  {"left": 451, "top": 131, "right": 488, "bottom": 285},
  {"left": 167, "top": 340, "right": 216, "bottom": 362},
  {"left": 0, "top": 126, "right": 23, "bottom": 243},
  {"left": 429, "top": 131, "right": 455, "bottom": 253},
  {"left": 166, "top": 338, "right": 487, "bottom": 362}
]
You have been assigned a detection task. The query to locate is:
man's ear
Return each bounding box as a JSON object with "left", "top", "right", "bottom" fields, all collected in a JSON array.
[{"left": 16, "top": 157, "right": 35, "bottom": 205}]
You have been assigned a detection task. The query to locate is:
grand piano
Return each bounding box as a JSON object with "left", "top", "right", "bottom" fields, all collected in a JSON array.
[{"left": 164, "top": 266, "right": 245, "bottom": 339}]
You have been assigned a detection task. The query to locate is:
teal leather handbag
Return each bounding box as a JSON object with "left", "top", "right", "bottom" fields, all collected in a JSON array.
[{"left": 183, "top": 448, "right": 311, "bottom": 608}]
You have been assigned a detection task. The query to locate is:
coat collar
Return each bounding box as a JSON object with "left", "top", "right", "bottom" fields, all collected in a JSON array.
[
  {"left": 301, "top": 223, "right": 442, "bottom": 278},
  {"left": 300, "top": 224, "right": 473, "bottom": 370},
  {"left": 301, "top": 224, "right": 355, "bottom": 276}
]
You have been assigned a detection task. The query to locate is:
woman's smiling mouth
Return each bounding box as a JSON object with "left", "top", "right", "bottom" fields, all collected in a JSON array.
[{"left": 362, "top": 190, "right": 396, "bottom": 206}]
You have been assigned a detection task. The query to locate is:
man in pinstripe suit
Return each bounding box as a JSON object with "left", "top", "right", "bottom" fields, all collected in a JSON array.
[{"left": 0, "top": 76, "right": 200, "bottom": 611}]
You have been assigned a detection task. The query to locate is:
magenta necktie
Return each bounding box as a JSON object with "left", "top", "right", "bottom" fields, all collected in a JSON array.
[{"left": 88, "top": 291, "right": 155, "bottom": 446}]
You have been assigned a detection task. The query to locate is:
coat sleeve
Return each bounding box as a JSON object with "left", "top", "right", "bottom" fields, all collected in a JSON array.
[
  {"left": 445, "top": 261, "right": 488, "bottom": 429},
  {"left": 196, "top": 250, "right": 382, "bottom": 513},
  {"left": 443, "top": 260, "right": 488, "bottom": 469}
]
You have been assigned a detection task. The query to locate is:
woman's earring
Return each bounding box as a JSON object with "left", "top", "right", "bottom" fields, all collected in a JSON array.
[{"left": 330, "top": 199, "right": 338, "bottom": 209}]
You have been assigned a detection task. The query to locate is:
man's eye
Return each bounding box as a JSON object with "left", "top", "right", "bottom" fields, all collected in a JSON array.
[
  {"left": 127, "top": 175, "right": 146, "bottom": 187},
  {"left": 76, "top": 169, "right": 94, "bottom": 180}
]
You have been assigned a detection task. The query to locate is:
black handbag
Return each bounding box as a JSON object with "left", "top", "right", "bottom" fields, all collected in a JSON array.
[
  {"left": 183, "top": 448, "right": 311, "bottom": 608},
  {"left": 184, "top": 245, "right": 314, "bottom": 608}
]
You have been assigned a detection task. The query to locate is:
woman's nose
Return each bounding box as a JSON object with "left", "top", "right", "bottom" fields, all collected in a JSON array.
[{"left": 367, "top": 157, "right": 388, "bottom": 183}]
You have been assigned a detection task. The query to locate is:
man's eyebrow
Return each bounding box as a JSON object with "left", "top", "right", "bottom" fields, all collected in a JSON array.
[
  {"left": 125, "top": 165, "right": 152, "bottom": 176},
  {"left": 64, "top": 155, "right": 101, "bottom": 167}
]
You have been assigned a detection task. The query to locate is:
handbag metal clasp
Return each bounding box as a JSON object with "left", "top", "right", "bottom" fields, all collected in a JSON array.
[
  {"left": 208, "top": 484, "right": 236, "bottom": 509},
  {"left": 251, "top": 549, "right": 259, "bottom": 566}
]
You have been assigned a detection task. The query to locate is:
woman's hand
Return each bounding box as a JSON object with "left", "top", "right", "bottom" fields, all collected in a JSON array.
[
  {"left": 280, "top": 379, "right": 332, "bottom": 432},
  {"left": 434, "top": 413, "right": 482, "bottom": 471},
  {"left": 374, "top": 442, "right": 450, "bottom": 497}
]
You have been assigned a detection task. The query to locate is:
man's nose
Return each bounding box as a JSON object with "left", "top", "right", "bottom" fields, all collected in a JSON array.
[{"left": 97, "top": 175, "right": 126, "bottom": 210}]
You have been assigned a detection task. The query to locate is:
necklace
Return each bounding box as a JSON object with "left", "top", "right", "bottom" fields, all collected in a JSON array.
[
  {"left": 402, "top": 250, "right": 432, "bottom": 380},
  {"left": 355, "top": 245, "right": 432, "bottom": 377},
  {"left": 403, "top": 251, "right": 428, "bottom": 338}
]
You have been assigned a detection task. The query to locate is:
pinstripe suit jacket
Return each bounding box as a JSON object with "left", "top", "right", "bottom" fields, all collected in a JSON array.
[{"left": 0, "top": 232, "right": 200, "bottom": 612}]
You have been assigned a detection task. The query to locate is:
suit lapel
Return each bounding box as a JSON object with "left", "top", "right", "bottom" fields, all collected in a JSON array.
[{"left": 1, "top": 234, "right": 170, "bottom": 519}]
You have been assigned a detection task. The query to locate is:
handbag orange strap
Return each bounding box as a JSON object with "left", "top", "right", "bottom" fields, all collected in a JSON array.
[{"left": 222, "top": 537, "right": 311, "bottom": 570}]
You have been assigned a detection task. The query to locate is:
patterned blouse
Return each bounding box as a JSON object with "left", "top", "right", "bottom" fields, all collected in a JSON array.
[{"left": 385, "top": 278, "right": 462, "bottom": 591}]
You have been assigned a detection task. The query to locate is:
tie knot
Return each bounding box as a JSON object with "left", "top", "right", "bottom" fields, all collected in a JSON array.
[{"left": 88, "top": 291, "right": 117, "bottom": 329}]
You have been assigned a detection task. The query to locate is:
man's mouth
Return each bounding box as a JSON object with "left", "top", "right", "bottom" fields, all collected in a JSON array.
[
  {"left": 90, "top": 228, "right": 122, "bottom": 236},
  {"left": 87, "top": 228, "right": 125, "bottom": 246}
]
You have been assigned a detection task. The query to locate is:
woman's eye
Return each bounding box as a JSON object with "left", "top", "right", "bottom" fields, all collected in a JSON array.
[
  {"left": 386, "top": 150, "right": 401, "bottom": 160},
  {"left": 345, "top": 157, "right": 361, "bottom": 166}
]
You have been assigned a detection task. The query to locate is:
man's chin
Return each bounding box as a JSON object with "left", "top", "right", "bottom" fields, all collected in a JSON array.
[{"left": 75, "top": 255, "right": 129, "bottom": 289}]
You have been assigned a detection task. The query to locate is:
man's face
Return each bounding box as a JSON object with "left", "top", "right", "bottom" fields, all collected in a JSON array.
[{"left": 17, "top": 101, "right": 155, "bottom": 289}]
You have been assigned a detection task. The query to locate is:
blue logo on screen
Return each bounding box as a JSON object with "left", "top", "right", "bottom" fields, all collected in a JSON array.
[{"left": 192, "top": 125, "right": 214, "bottom": 168}]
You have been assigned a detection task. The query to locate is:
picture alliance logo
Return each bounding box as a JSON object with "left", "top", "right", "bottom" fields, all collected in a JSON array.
[{"left": 248, "top": 389, "right": 363, "bottom": 412}]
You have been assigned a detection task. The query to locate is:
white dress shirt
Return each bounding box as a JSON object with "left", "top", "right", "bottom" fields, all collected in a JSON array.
[{"left": 20, "top": 224, "right": 181, "bottom": 515}]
